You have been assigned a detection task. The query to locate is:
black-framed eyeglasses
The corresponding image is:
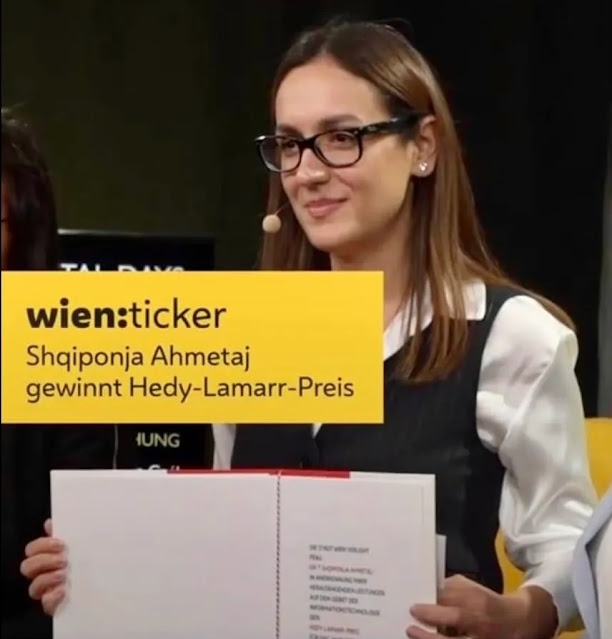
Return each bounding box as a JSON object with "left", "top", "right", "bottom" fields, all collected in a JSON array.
[{"left": 254, "top": 114, "right": 424, "bottom": 173}]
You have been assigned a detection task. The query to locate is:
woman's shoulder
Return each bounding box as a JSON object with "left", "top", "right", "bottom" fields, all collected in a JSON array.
[{"left": 478, "top": 283, "right": 578, "bottom": 371}]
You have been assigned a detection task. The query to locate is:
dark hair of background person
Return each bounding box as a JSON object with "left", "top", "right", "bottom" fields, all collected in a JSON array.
[{"left": 1, "top": 108, "right": 58, "bottom": 270}]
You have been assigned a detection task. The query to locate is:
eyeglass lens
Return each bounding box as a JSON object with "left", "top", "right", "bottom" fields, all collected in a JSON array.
[{"left": 260, "top": 130, "right": 361, "bottom": 172}]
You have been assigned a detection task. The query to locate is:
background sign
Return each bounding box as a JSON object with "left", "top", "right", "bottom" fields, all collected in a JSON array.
[
  {"left": 58, "top": 228, "right": 215, "bottom": 272},
  {"left": 58, "top": 229, "right": 215, "bottom": 470}
]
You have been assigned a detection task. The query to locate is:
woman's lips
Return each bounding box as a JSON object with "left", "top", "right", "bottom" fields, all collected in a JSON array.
[{"left": 304, "top": 198, "right": 347, "bottom": 219}]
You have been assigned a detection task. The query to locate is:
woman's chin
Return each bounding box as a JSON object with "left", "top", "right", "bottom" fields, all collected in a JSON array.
[
  {"left": 299, "top": 216, "right": 367, "bottom": 258},
  {"left": 306, "top": 232, "right": 349, "bottom": 255},
  {"left": 306, "top": 233, "right": 363, "bottom": 260}
]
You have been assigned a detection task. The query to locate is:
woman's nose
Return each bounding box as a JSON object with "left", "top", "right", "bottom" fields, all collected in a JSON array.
[{"left": 294, "top": 148, "right": 330, "bottom": 184}]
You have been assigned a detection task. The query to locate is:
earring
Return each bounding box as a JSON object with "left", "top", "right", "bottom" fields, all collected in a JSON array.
[{"left": 418, "top": 161, "right": 428, "bottom": 172}]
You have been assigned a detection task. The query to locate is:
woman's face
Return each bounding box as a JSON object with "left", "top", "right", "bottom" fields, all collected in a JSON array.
[
  {"left": 275, "top": 57, "right": 418, "bottom": 258},
  {"left": 1, "top": 173, "right": 10, "bottom": 269}
]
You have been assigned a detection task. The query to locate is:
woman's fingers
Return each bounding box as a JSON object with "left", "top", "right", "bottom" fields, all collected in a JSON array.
[
  {"left": 24, "top": 535, "right": 63, "bottom": 559},
  {"left": 21, "top": 550, "right": 66, "bottom": 580},
  {"left": 28, "top": 569, "right": 66, "bottom": 600},
  {"left": 42, "top": 586, "right": 66, "bottom": 616}
]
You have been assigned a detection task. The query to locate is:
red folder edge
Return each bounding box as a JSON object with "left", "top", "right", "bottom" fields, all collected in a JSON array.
[{"left": 167, "top": 468, "right": 351, "bottom": 478}]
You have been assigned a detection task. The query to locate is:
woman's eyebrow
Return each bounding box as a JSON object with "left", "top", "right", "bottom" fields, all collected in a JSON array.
[{"left": 275, "top": 114, "right": 363, "bottom": 136}]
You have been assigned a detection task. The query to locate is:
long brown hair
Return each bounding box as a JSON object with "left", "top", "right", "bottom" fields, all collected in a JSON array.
[{"left": 258, "top": 19, "right": 573, "bottom": 383}]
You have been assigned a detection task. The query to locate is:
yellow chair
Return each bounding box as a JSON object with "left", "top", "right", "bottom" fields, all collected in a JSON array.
[
  {"left": 495, "top": 417, "right": 612, "bottom": 638},
  {"left": 583, "top": 417, "right": 612, "bottom": 495}
]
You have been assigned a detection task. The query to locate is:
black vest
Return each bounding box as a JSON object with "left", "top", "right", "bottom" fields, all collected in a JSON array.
[{"left": 232, "top": 286, "right": 518, "bottom": 593}]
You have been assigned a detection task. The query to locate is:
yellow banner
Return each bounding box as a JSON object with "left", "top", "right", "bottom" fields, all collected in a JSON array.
[{"left": 1, "top": 271, "right": 384, "bottom": 424}]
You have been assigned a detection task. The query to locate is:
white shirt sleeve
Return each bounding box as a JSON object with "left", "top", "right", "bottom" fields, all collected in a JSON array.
[{"left": 476, "top": 295, "right": 598, "bottom": 630}]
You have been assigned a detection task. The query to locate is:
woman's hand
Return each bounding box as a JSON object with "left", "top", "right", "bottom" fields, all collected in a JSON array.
[
  {"left": 20, "top": 519, "right": 67, "bottom": 615},
  {"left": 406, "top": 575, "right": 558, "bottom": 639}
]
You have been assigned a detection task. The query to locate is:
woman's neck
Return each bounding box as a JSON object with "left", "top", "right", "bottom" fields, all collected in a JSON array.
[{"left": 329, "top": 229, "right": 409, "bottom": 329}]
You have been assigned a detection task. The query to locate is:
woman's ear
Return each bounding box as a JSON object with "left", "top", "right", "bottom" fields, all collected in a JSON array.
[{"left": 409, "top": 115, "right": 437, "bottom": 177}]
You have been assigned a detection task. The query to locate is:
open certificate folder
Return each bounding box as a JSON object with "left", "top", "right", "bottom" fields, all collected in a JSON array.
[{"left": 50, "top": 469, "right": 438, "bottom": 639}]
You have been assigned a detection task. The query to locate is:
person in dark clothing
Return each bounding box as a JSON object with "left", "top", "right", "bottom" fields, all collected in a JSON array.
[{"left": 1, "top": 108, "right": 116, "bottom": 639}]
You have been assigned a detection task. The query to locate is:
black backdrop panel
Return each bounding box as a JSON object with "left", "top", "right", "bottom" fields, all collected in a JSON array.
[{"left": 58, "top": 229, "right": 215, "bottom": 470}]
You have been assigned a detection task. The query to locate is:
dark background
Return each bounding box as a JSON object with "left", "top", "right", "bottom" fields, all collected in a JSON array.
[{"left": 2, "top": 0, "right": 610, "bottom": 415}]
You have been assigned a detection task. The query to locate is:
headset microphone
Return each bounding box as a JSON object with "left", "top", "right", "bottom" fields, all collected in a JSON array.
[
  {"left": 262, "top": 204, "right": 287, "bottom": 234},
  {"left": 262, "top": 211, "right": 282, "bottom": 233}
]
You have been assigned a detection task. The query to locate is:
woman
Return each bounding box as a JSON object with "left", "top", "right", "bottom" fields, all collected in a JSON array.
[
  {"left": 1, "top": 108, "right": 117, "bottom": 639},
  {"left": 21, "top": 19, "right": 597, "bottom": 639}
]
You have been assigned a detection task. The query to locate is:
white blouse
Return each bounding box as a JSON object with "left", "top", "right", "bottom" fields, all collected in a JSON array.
[{"left": 211, "top": 280, "right": 597, "bottom": 629}]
